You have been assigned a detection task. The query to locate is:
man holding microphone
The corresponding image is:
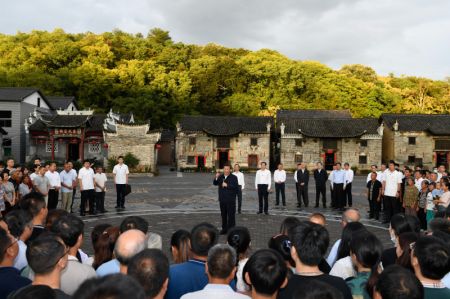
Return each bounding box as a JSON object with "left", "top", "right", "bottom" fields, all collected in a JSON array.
[{"left": 213, "top": 164, "right": 238, "bottom": 235}]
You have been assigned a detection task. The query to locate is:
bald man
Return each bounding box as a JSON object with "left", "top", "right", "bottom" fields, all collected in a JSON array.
[
  {"left": 115, "top": 229, "right": 147, "bottom": 274},
  {"left": 326, "top": 208, "right": 361, "bottom": 267}
]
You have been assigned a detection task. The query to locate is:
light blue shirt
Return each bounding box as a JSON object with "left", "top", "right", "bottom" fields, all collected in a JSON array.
[
  {"left": 60, "top": 170, "right": 76, "bottom": 193},
  {"left": 332, "top": 170, "right": 346, "bottom": 184},
  {"left": 442, "top": 272, "right": 450, "bottom": 288},
  {"left": 96, "top": 259, "right": 120, "bottom": 276},
  {"left": 327, "top": 239, "right": 341, "bottom": 267}
]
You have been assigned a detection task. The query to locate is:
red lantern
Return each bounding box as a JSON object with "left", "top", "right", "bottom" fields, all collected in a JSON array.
[{"left": 103, "top": 143, "right": 109, "bottom": 149}]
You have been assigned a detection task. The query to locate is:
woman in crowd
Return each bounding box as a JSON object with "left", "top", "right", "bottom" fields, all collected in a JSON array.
[
  {"left": 1, "top": 171, "right": 15, "bottom": 215},
  {"left": 402, "top": 177, "right": 418, "bottom": 216},
  {"left": 435, "top": 181, "right": 450, "bottom": 213},
  {"left": 280, "top": 216, "right": 301, "bottom": 235},
  {"left": 268, "top": 234, "right": 295, "bottom": 275},
  {"left": 347, "top": 232, "right": 383, "bottom": 299},
  {"left": 395, "top": 232, "right": 418, "bottom": 272},
  {"left": 227, "top": 226, "right": 251, "bottom": 293},
  {"left": 170, "top": 229, "right": 191, "bottom": 264},
  {"left": 417, "top": 180, "right": 430, "bottom": 230},
  {"left": 19, "top": 175, "right": 32, "bottom": 200},
  {"left": 92, "top": 226, "right": 120, "bottom": 270},
  {"left": 4, "top": 209, "right": 34, "bottom": 271}
]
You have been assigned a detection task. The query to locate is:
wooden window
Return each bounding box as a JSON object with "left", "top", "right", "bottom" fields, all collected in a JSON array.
[
  {"left": 0, "top": 110, "right": 12, "bottom": 127},
  {"left": 217, "top": 137, "right": 230, "bottom": 148},
  {"left": 415, "top": 158, "right": 423, "bottom": 166},
  {"left": 45, "top": 141, "right": 58, "bottom": 153},
  {"left": 187, "top": 156, "right": 195, "bottom": 164},
  {"left": 435, "top": 140, "right": 450, "bottom": 150},
  {"left": 295, "top": 139, "right": 302, "bottom": 147},
  {"left": 295, "top": 154, "right": 303, "bottom": 163},
  {"left": 360, "top": 140, "right": 368, "bottom": 147},
  {"left": 88, "top": 143, "right": 101, "bottom": 153},
  {"left": 189, "top": 137, "right": 196, "bottom": 145},
  {"left": 408, "top": 137, "right": 416, "bottom": 145},
  {"left": 408, "top": 155, "right": 416, "bottom": 163},
  {"left": 2, "top": 138, "right": 11, "bottom": 157},
  {"left": 250, "top": 138, "right": 258, "bottom": 146},
  {"left": 359, "top": 155, "right": 367, "bottom": 164}
]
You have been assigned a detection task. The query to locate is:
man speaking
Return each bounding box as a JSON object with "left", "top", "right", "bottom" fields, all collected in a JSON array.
[{"left": 213, "top": 164, "right": 238, "bottom": 235}]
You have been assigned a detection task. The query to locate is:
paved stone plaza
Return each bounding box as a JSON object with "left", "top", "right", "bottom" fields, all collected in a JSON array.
[{"left": 78, "top": 167, "right": 390, "bottom": 256}]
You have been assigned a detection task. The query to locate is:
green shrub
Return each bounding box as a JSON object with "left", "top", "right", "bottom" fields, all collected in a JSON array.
[{"left": 107, "top": 153, "right": 140, "bottom": 172}]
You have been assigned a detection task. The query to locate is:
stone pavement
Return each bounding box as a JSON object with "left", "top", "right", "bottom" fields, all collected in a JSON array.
[{"left": 77, "top": 167, "right": 390, "bottom": 257}]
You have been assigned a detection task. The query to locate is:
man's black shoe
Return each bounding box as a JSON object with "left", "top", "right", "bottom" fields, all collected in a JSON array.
[
  {"left": 315, "top": 205, "right": 319, "bottom": 208},
  {"left": 257, "top": 211, "right": 263, "bottom": 214},
  {"left": 80, "top": 212, "right": 85, "bottom": 217},
  {"left": 264, "top": 212, "right": 269, "bottom": 215}
]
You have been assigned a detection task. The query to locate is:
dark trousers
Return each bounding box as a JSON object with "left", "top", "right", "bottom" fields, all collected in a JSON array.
[
  {"left": 95, "top": 191, "right": 105, "bottom": 212},
  {"left": 257, "top": 184, "right": 269, "bottom": 213},
  {"left": 296, "top": 184, "right": 309, "bottom": 207},
  {"left": 369, "top": 198, "right": 381, "bottom": 219},
  {"left": 330, "top": 185, "right": 336, "bottom": 208},
  {"left": 275, "top": 183, "right": 286, "bottom": 206},
  {"left": 48, "top": 189, "right": 59, "bottom": 210},
  {"left": 315, "top": 184, "right": 326, "bottom": 207},
  {"left": 344, "top": 183, "right": 352, "bottom": 207},
  {"left": 70, "top": 189, "right": 77, "bottom": 212},
  {"left": 220, "top": 199, "right": 236, "bottom": 232},
  {"left": 116, "top": 184, "right": 126, "bottom": 208},
  {"left": 417, "top": 208, "right": 427, "bottom": 230},
  {"left": 236, "top": 185, "right": 243, "bottom": 212},
  {"left": 80, "top": 189, "right": 95, "bottom": 214},
  {"left": 383, "top": 196, "right": 401, "bottom": 222},
  {"left": 333, "top": 183, "right": 344, "bottom": 208}
]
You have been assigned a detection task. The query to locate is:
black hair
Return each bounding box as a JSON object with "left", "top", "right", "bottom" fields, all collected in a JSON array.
[
  {"left": 390, "top": 214, "right": 415, "bottom": 236},
  {"left": 375, "top": 265, "right": 423, "bottom": 299},
  {"left": 4, "top": 209, "right": 33, "bottom": 238},
  {"left": 73, "top": 273, "right": 146, "bottom": 299},
  {"left": 261, "top": 162, "right": 267, "bottom": 166},
  {"left": 8, "top": 285, "right": 56, "bottom": 299},
  {"left": 336, "top": 222, "right": 367, "bottom": 260},
  {"left": 91, "top": 223, "right": 112, "bottom": 245},
  {"left": 190, "top": 222, "right": 218, "bottom": 257},
  {"left": 0, "top": 227, "right": 12, "bottom": 263},
  {"left": 292, "top": 280, "right": 343, "bottom": 299},
  {"left": 50, "top": 214, "right": 84, "bottom": 248},
  {"left": 289, "top": 222, "right": 329, "bottom": 266},
  {"left": 19, "top": 192, "right": 46, "bottom": 217},
  {"left": 413, "top": 235, "right": 450, "bottom": 280},
  {"left": 428, "top": 217, "right": 450, "bottom": 234},
  {"left": 26, "top": 233, "right": 66, "bottom": 275},
  {"left": 244, "top": 249, "right": 287, "bottom": 296},
  {"left": 280, "top": 217, "right": 301, "bottom": 235},
  {"left": 350, "top": 232, "right": 383, "bottom": 295},
  {"left": 118, "top": 156, "right": 124, "bottom": 160},
  {"left": 170, "top": 229, "right": 191, "bottom": 263},
  {"left": 207, "top": 244, "right": 237, "bottom": 279},
  {"left": 128, "top": 249, "right": 169, "bottom": 298},
  {"left": 268, "top": 234, "right": 295, "bottom": 267},
  {"left": 227, "top": 226, "right": 251, "bottom": 256},
  {"left": 119, "top": 216, "right": 149, "bottom": 234},
  {"left": 396, "top": 232, "right": 418, "bottom": 272}
]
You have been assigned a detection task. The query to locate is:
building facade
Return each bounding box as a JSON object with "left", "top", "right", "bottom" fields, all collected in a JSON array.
[
  {"left": 278, "top": 110, "right": 383, "bottom": 171},
  {"left": 176, "top": 116, "right": 273, "bottom": 170},
  {"left": 381, "top": 114, "right": 450, "bottom": 169}
]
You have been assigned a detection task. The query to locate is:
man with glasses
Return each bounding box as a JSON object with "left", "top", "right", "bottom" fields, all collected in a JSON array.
[{"left": 0, "top": 227, "right": 31, "bottom": 299}]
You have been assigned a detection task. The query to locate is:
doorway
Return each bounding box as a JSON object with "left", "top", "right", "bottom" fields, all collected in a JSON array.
[
  {"left": 197, "top": 155, "right": 205, "bottom": 170},
  {"left": 218, "top": 151, "right": 229, "bottom": 169},
  {"left": 436, "top": 152, "right": 449, "bottom": 169},
  {"left": 325, "top": 152, "right": 335, "bottom": 171},
  {"left": 248, "top": 154, "right": 258, "bottom": 169},
  {"left": 68, "top": 143, "right": 79, "bottom": 162}
]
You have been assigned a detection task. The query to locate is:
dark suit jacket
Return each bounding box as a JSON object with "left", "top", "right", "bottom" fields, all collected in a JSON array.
[
  {"left": 213, "top": 174, "right": 238, "bottom": 202},
  {"left": 314, "top": 169, "right": 328, "bottom": 186},
  {"left": 296, "top": 169, "right": 309, "bottom": 186}
]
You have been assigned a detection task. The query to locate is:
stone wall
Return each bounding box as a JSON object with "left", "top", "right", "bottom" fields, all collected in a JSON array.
[{"left": 105, "top": 124, "right": 161, "bottom": 171}]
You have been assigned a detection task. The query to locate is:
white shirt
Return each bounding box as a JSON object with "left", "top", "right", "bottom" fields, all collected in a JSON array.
[
  {"left": 113, "top": 164, "right": 129, "bottom": 184},
  {"left": 377, "top": 170, "right": 386, "bottom": 183},
  {"left": 327, "top": 239, "right": 341, "bottom": 267},
  {"left": 29, "top": 172, "right": 38, "bottom": 182},
  {"left": 236, "top": 258, "right": 250, "bottom": 292},
  {"left": 60, "top": 170, "right": 76, "bottom": 193},
  {"left": 94, "top": 173, "right": 107, "bottom": 192},
  {"left": 78, "top": 167, "right": 95, "bottom": 190},
  {"left": 344, "top": 169, "right": 354, "bottom": 184},
  {"left": 294, "top": 169, "right": 307, "bottom": 183},
  {"left": 366, "top": 171, "right": 383, "bottom": 183},
  {"left": 13, "top": 240, "right": 27, "bottom": 271},
  {"left": 181, "top": 284, "right": 250, "bottom": 299},
  {"left": 328, "top": 171, "right": 334, "bottom": 185},
  {"left": 383, "top": 170, "right": 403, "bottom": 197},
  {"left": 45, "top": 170, "right": 61, "bottom": 189},
  {"left": 330, "top": 256, "right": 356, "bottom": 280},
  {"left": 255, "top": 169, "right": 271, "bottom": 189},
  {"left": 274, "top": 169, "right": 287, "bottom": 183},
  {"left": 415, "top": 177, "right": 424, "bottom": 190},
  {"left": 233, "top": 171, "right": 245, "bottom": 189}
]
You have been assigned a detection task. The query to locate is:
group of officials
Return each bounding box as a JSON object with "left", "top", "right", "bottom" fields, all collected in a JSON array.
[{"left": 213, "top": 161, "right": 355, "bottom": 234}]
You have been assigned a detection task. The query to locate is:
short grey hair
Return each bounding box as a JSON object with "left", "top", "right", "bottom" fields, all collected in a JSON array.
[
  {"left": 207, "top": 244, "right": 237, "bottom": 279},
  {"left": 342, "top": 208, "right": 361, "bottom": 224}
]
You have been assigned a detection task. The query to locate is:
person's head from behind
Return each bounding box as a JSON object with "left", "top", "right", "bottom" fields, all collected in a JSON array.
[
  {"left": 0, "top": 227, "right": 19, "bottom": 266},
  {"left": 45, "top": 209, "right": 69, "bottom": 230},
  {"left": 268, "top": 234, "right": 295, "bottom": 268},
  {"left": 120, "top": 216, "right": 149, "bottom": 234},
  {"left": 341, "top": 208, "right": 361, "bottom": 227},
  {"left": 19, "top": 192, "right": 47, "bottom": 224},
  {"left": 395, "top": 232, "right": 418, "bottom": 271},
  {"left": 73, "top": 273, "right": 145, "bottom": 299},
  {"left": 227, "top": 226, "right": 251, "bottom": 258},
  {"left": 170, "top": 229, "right": 191, "bottom": 264},
  {"left": 244, "top": 249, "right": 287, "bottom": 297},
  {"left": 289, "top": 222, "right": 329, "bottom": 267},
  {"left": 114, "top": 229, "right": 146, "bottom": 273},
  {"left": 206, "top": 244, "right": 237, "bottom": 283},
  {"left": 8, "top": 284, "right": 56, "bottom": 299},
  {"left": 190, "top": 222, "right": 218, "bottom": 258},
  {"left": 50, "top": 214, "right": 85, "bottom": 250},
  {"left": 428, "top": 217, "right": 450, "bottom": 234},
  {"left": 411, "top": 235, "right": 450, "bottom": 281},
  {"left": 280, "top": 216, "right": 301, "bottom": 235},
  {"left": 309, "top": 213, "right": 326, "bottom": 226},
  {"left": 4, "top": 209, "right": 33, "bottom": 241},
  {"left": 337, "top": 222, "right": 367, "bottom": 260},
  {"left": 93, "top": 226, "right": 120, "bottom": 270},
  {"left": 389, "top": 214, "right": 417, "bottom": 245},
  {"left": 292, "top": 280, "right": 344, "bottom": 299},
  {"left": 373, "top": 265, "right": 423, "bottom": 299},
  {"left": 128, "top": 249, "right": 169, "bottom": 299},
  {"left": 26, "top": 233, "right": 68, "bottom": 276}
]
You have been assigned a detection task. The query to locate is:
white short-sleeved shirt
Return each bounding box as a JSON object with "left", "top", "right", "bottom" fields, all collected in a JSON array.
[
  {"left": 113, "top": 164, "right": 129, "bottom": 184},
  {"left": 78, "top": 167, "right": 95, "bottom": 190},
  {"left": 383, "top": 170, "right": 403, "bottom": 197},
  {"left": 29, "top": 172, "right": 38, "bottom": 182},
  {"left": 45, "top": 171, "right": 61, "bottom": 188},
  {"left": 94, "top": 173, "right": 107, "bottom": 192}
]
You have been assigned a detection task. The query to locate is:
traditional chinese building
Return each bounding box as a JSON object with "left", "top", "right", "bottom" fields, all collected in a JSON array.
[
  {"left": 381, "top": 114, "right": 450, "bottom": 169},
  {"left": 176, "top": 115, "right": 273, "bottom": 170},
  {"left": 277, "top": 110, "right": 383, "bottom": 171}
]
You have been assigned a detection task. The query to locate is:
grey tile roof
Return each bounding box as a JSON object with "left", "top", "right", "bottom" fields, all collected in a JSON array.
[
  {"left": 179, "top": 115, "right": 273, "bottom": 136},
  {"left": 29, "top": 114, "right": 105, "bottom": 131},
  {"left": 277, "top": 109, "right": 352, "bottom": 120},
  {"left": 0, "top": 87, "right": 39, "bottom": 101},
  {"left": 381, "top": 114, "right": 450, "bottom": 135},
  {"left": 46, "top": 96, "right": 78, "bottom": 110},
  {"left": 281, "top": 118, "right": 379, "bottom": 138}
]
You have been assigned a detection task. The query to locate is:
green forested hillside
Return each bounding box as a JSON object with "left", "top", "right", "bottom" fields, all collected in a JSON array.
[{"left": 0, "top": 28, "right": 449, "bottom": 128}]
